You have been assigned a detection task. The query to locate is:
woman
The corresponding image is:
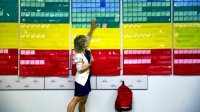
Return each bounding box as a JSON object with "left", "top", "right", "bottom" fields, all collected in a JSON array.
[{"left": 67, "top": 20, "right": 97, "bottom": 112}]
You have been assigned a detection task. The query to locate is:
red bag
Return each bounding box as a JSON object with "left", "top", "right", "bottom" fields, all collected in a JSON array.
[{"left": 115, "top": 81, "right": 133, "bottom": 111}]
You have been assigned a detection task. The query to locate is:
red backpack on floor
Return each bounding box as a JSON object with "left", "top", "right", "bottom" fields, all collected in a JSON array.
[{"left": 115, "top": 81, "right": 133, "bottom": 111}]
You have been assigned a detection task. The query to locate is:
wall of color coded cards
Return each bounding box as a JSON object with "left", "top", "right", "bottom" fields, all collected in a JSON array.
[
  {"left": 0, "top": 0, "right": 18, "bottom": 75},
  {"left": 123, "top": 0, "right": 172, "bottom": 75},
  {"left": 71, "top": 0, "right": 120, "bottom": 76},
  {"left": 20, "top": 0, "right": 70, "bottom": 76},
  {"left": 173, "top": 0, "right": 200, "bottom": 75},
  {"left": 0, "top": 0, "right": 200, "bottom": 77}
]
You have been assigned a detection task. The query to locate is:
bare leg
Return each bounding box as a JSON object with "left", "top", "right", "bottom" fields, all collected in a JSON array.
[
  {"left": 67, "top": 96, "right": 81, "bottom": 112},
  {"left": 78, "top": 95, "right": 88, "bottom": 112}
]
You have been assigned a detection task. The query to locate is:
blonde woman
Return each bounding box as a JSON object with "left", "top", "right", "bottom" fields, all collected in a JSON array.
[{"left": 67, "top": 20, "right": 97, "bottom": 112}]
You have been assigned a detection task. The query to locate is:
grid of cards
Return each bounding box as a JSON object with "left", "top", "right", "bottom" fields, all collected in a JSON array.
[
  {"left": 0, "top": 0, "right": 18, "bottom": 22},
  {"left": 72, "top": 0, "right": 120, "bottom": 28},
  {"left": 123, "top": 0, "right": 171, "bottom": 23},
  {"left": 20, "top": 0, "right": 70, "bottom": 23},
  {"left": 174, "top": 0, "right": 200, "bottom": 22}
]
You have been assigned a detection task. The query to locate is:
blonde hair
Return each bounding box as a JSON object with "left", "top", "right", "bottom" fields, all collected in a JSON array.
[{"left": 74, "top": 35, "right": 86, "bottom": 53}]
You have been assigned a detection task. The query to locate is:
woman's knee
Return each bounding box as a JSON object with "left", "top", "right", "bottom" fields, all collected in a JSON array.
[
  {"left": 72, "top": 97, "right": 81, "bottom": 104},
  {"left": 79, "top": 96, "right": 88, "bottom": 104},
  {"left": 79, "top": 100, "right": 85, "bottom": 105}
]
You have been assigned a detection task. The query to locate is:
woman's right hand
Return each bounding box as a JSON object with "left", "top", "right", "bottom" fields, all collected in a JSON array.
[
  {"left": 79, "top": 63, "right": 91, "bottom": 73},
  {"left": 83, "top": 63, "right": 91, "bottom": 68}
]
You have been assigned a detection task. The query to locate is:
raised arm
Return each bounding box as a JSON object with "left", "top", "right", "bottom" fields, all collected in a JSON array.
[{"left": 87, "top": 20, "right": 98, "bottom": 41}]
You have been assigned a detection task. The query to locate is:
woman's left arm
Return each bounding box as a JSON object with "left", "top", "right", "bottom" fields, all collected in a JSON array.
[{"left": 90, "top": 52, "right": 94, "bottom": 64}]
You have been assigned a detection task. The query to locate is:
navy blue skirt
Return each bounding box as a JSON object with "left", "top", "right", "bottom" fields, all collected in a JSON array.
[{"left": 74, "top": 74, "right": 91, "bottom": 96}]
